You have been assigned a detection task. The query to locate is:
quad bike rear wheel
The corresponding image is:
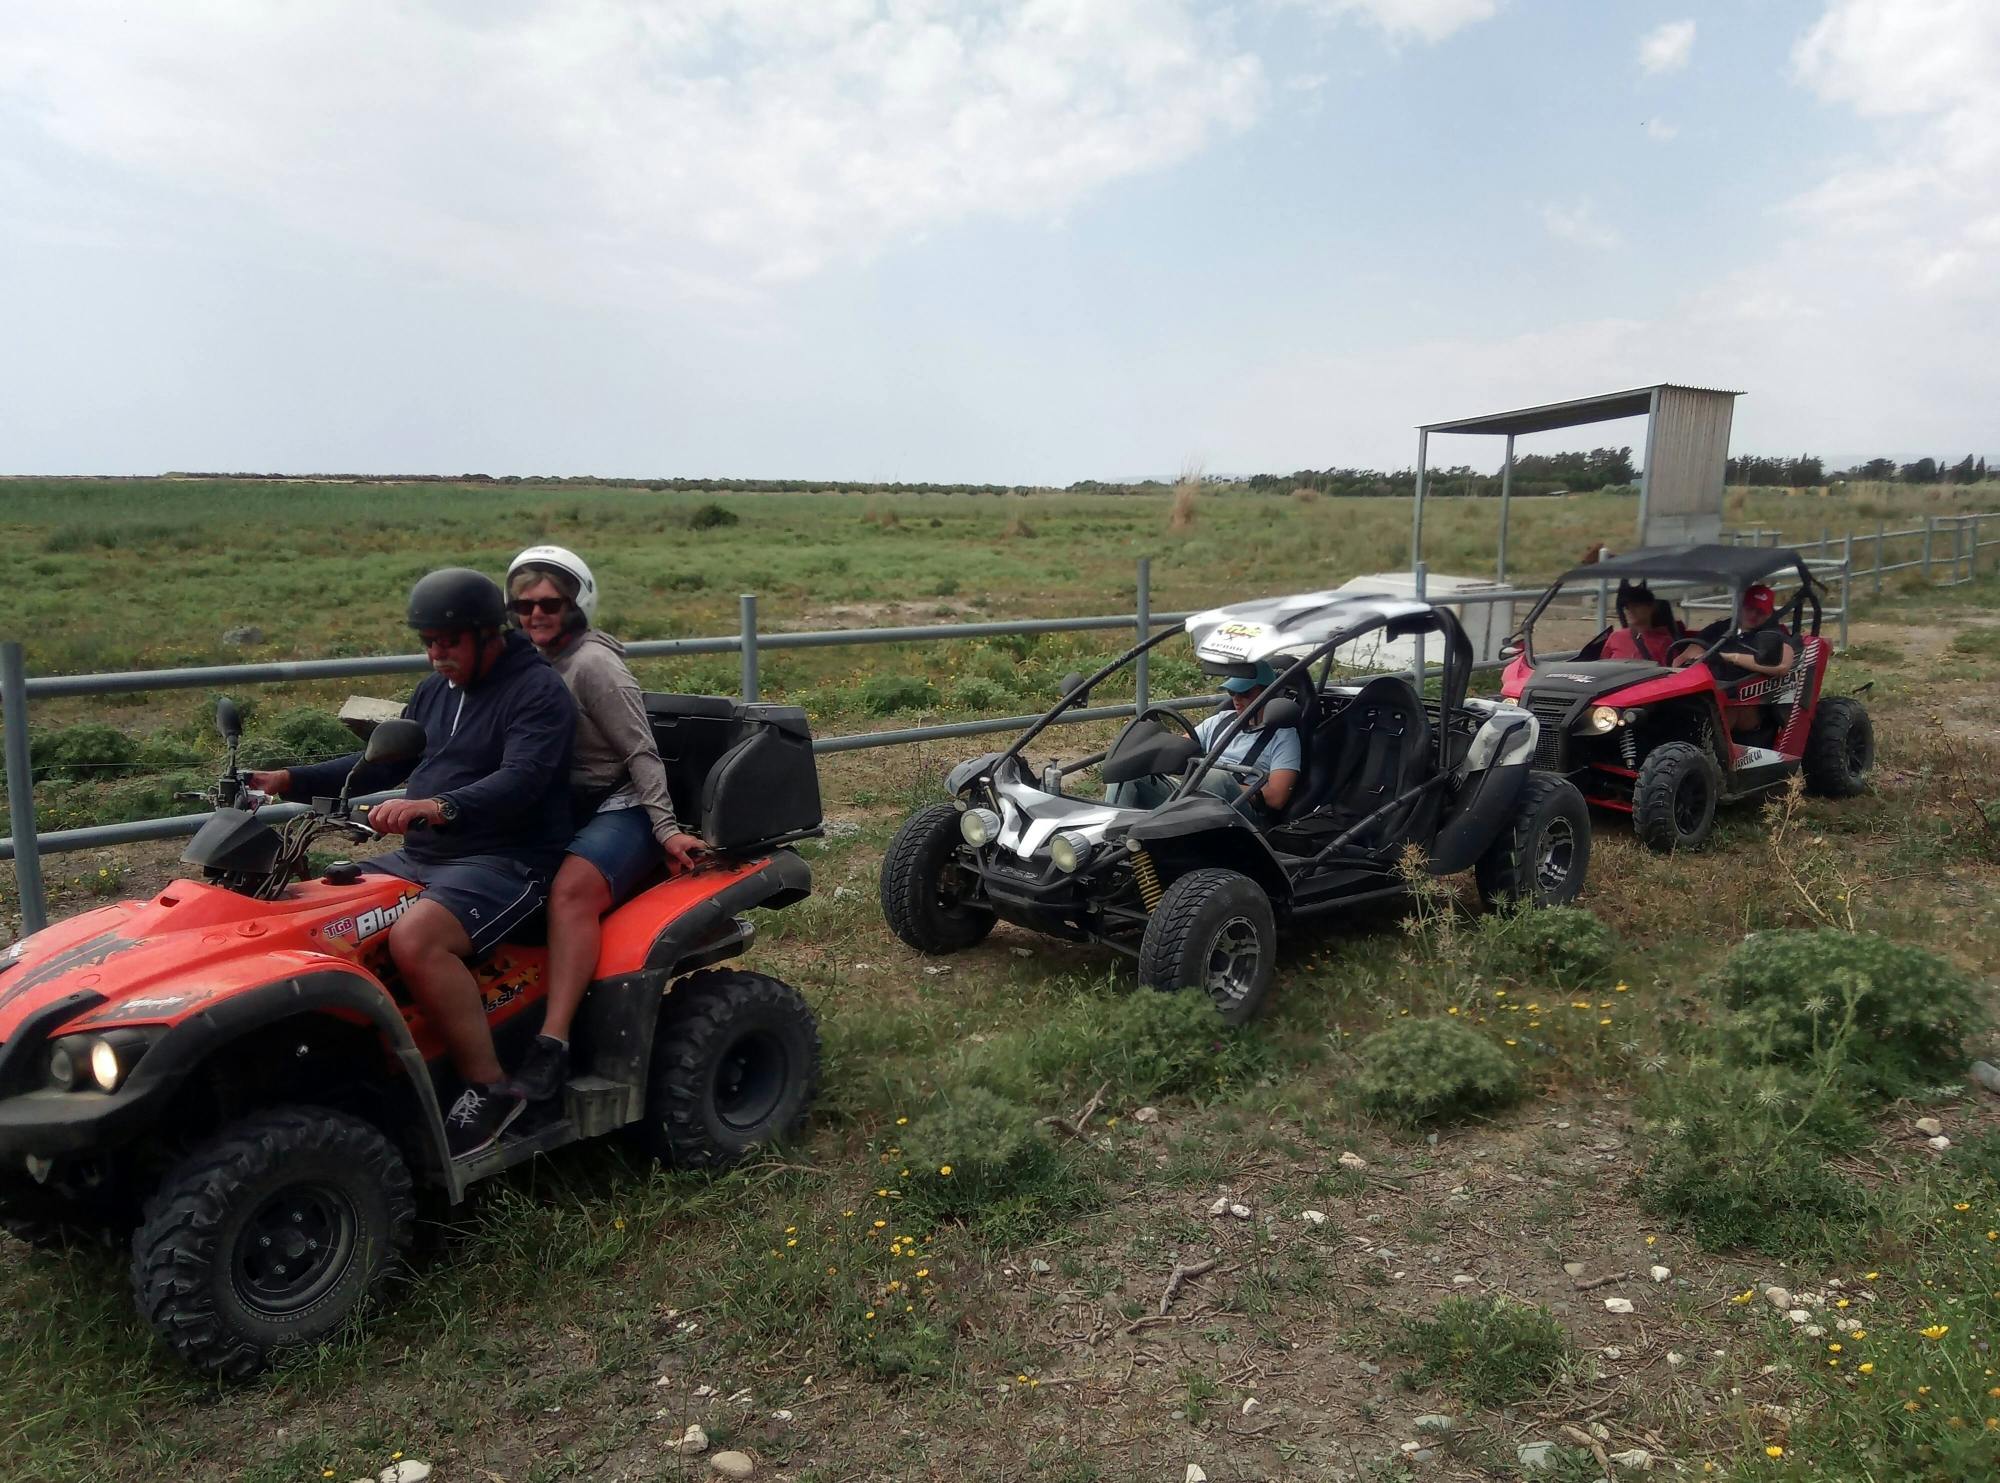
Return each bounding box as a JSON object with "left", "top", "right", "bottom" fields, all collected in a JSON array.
[
  {"left": 129, "top": 1107, "right": 415, "bottom": 1380},
  {"left": 1138, "top": 868, "right": 1277, "bottom": 1025},
  {"left": 1633, "top": 741, "right": 1721, "bottom": 853},
  {"left": 881, "top": 803, "right": 997, "bottom": 954},
  {"left": 1802, "top": 695, "right": 1873, "bottom": 798},
  {"left": 639, "top": 968, "right": 820, "bottom": 1169},
  {"left": 1475, "top": 773, "right": 1591, "bottom": 908}
]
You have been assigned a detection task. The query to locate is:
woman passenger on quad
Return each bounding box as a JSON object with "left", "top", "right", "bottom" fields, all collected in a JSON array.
[
  {"left": 1107, "top": 661, "right": 1300, "bottom": 817},
  {"left": 504, "top": 546, "right": 707, "bottom": 1104},
  {"left": 1599, "top": 580, "right": 1677, "bottom": 665}
]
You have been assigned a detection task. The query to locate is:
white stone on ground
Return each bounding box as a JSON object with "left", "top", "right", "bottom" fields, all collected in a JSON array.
[
  {"left": 1650, "top": 1265, "right": 1672, "bottom": 1282},
  {"left": 1338, "top": 1151, "right": 1368, "bottom": 1170},
  {"left": 1764, "top": 1286, "right": 1792, "bottom": 1309},
  {"left": 670, "top": 1424, "right": 709, "bottom": 1455},
  {"left": 1915, "top": 1117, "right": 1943, "bottom": 1136},
  {"left": 1134, "top": 1106, "right": 1160, "bottom": 1123},
  {"left": 1562, "top": 1261, "right": 1586, "bottom": 1278},
  {"left": 1185, "top": 1466, "right": 1208, "bottom": 1483},
  {"left": 1928, "top": 1135, "right": 1952, "bottom": 1151},
  {"left": 1518, "top": 1441, "right": 1556, "bottom": 1471},
  {"left": 1208, "top": 1196, "right": 1231, "bottom": 1216},
  {"left": 710, "top": 1452, "right": 754, "bottom": 1479},
  {"left": 1228, "top": 1203, "right": 1251, "bottom": 1219},
  {"left": 1609, "top": 1448, "right": 1654, "bottom": 1470},
  {"left": 379, "top": 1465, "right": 432, "bottom": 1483},
  {"left": 1301, "top": 1210, "right": 1328, "bottom": 1226},
  {"left": 1241, "top": 1397, "right": 1262, "bottom": 1416},
  {"left": 1603, "top": 1297, "right": 1634, "bottom": 1314}
]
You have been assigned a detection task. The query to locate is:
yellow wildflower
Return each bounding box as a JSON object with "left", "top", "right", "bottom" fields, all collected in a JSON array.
[
  {"left": 1922, "top": 1326, "right": 1950, "bottom": 1341},
  {"left": 939, "top": 1165, "right": 953, "bottom": 1176},
  {"left": 1765, "top": 1446, "right": 1784, "bottom": 1458},
  {"left": 1859, "top": 1363, "right": 1874, "bottom": 1374}
]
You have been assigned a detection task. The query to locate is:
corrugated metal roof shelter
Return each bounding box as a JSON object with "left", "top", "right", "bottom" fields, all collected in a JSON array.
[{"left": 1410, "top": 383, "right": 1743, "bottom": 578}]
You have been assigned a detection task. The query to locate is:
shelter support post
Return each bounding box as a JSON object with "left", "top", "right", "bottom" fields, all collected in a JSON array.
[
  {"left": 1496, "top": 434, "right": 1514, "bottom": 582},
  {"left": 2, "top": 642, "right": 46, "bottom": 934},
  {"left": 1134, "top": 557, "right": 1151, "bottom": 715},
  {"left": 1410, "top": 563, "right": 1428, "bottom": 687},
  {"left": 1410, "top": 430, "right": 1429, "bottom": 571},
  {"left": 739, "top": 593, "right": 759, "bottom": 702}
]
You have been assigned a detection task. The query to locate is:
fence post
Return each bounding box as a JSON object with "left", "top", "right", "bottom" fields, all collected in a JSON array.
[
  {"left": 1840, "top": 534, "right": 1851, "bottom": 651},
  {"left": 1595, "top": 575, "right": 1608, "bottom": 628},
  {"left": 1134, "top": 557, "right": 1151, "bottom": 716},
  {"left": 2, "top": 642, "right": 47, "bottom": 936},
  {"left": 1410, "top": 563, "right": 1428, "bottom": 687},
  {"left": 1971, "top": 515, "right": 1982, "bottom": 578},
  {"left": 738, "top": 594, "right": 759, "bottom": 703},
  {"left": 1819, "top": 524, "right": 1830, "bottom": 558},
  {"left": 1923, "top": 516, "right": 1935, "bottom": 581},
  {"left": 1874, "top": 520, "right": 1885, "bottom": 597},
  {"left": 1957, "top": 519, "right": 1969, "bottom": 583}
]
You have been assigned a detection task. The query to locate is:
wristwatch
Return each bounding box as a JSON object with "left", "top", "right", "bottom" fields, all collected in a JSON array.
[{"left": 434, "top": 796, "right": 460, "bottom": 826}]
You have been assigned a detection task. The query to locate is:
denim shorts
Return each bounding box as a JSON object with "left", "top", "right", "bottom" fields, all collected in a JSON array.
[
  {"left": 566, "top": 806, "right": 663, "bottom": 904},
  {"left": 360, "top": 852, "right": 548, "bottom": 953}
]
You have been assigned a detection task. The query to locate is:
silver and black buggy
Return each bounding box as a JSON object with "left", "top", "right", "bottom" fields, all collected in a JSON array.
[{"left": 880, "top": 591, "right": 1591, "bottom": 1022}]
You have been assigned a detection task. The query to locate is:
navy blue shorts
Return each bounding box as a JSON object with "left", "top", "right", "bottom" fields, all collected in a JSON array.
[
  {"left": 566, "top": 807, "right": 663, "bottom": 904},
  {"left": 360, "top": 852, "right": 549, "bottom": 952}
]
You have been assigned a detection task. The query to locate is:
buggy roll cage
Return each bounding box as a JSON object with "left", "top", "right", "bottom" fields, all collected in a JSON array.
[{"left": 1516, "top": 547, "right": 1823, "bottom": 667}]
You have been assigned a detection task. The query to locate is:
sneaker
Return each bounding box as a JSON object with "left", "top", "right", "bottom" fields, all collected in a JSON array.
[
  {"left": 508, "top": 1035, "right": 570, "bottom": 1103},
  {"left": 443, "top": 1082, "right": 525, "bottom": 1160}
]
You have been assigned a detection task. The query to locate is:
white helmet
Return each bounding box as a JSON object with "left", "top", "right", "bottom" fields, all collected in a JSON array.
[{"left": 507, "top": 544, "right": 598, "bottom": 625}]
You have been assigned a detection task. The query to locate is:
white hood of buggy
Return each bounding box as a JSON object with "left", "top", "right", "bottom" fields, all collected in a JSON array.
[
  {"left": 991, "top": 777, "right": 1139, "bottom": 859},
  {"left": 1186, "top": 591, "right": 1437, "bottom": 666}
]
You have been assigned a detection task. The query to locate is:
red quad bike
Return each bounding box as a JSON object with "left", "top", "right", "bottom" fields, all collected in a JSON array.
[
  {"left": 1499, "top": 544, "right": 1874, "bottom": 852},
  {"left": 0, "top": 694, "right": 824, "bottom": 1377}
]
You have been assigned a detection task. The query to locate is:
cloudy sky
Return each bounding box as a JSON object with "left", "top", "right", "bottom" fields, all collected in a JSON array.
[{"left": 2, "top": 0, "right": 1993, "bottom": 480}]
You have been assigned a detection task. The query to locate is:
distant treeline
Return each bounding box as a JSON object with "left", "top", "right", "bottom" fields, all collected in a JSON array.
[
  {"left": 1726, "top": 454, "right": 1993, "bottom": 486},
  {"left": 1231, "top": 447, "right": 1639, "bottom": 501}
]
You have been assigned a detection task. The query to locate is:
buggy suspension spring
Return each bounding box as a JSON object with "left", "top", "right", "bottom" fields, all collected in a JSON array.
[
  {"left": 1131, "top": 848, "right": 1165, "bottom": 911},
  {"left": 1619, "top": 730, "right": 1638, "bottom": 769}
]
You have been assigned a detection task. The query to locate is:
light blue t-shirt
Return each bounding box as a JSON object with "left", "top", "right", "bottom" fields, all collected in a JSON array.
[{"left": 1195, "top": 709, "right": 1302, "bottom": 775}]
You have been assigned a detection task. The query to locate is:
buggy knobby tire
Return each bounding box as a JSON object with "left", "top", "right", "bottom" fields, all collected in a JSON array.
[
  {"left": 639, "top": 968, "right": 820, "bottom": 1170},
  {"left": 1801, "top": 695, "right": 1873, "bottom": 798},
  {"left": 1632, "top": 741, "right": 1721, "bottom": 853},
  {"left": 880, "top": 802, "right": 996, "bottom": 954},
  {"left": 1475, "top": 773, "right": 1591, "bottom": 908},
  {"left": 1137, "top": 868, "right": 1277, "bottom": 1026},
  {"left": 129, "top": 1107, "right": 414, "bottom": 1381}
]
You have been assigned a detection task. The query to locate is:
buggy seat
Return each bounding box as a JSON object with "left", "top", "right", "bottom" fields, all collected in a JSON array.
[{"left": 1281, "top": 675, "right": 1432, "bottom": 845}]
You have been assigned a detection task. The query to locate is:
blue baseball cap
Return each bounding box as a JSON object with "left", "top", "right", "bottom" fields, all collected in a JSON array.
[{"left": 1220, "top": 661, "right": 1277, "bottom": 694}]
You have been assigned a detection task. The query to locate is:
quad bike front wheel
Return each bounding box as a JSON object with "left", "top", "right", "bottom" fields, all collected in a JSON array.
[
  {"left": 129, "top": 1107, "right": 415, "bottom": 1380},
  {"left": 1138, "top": 868, "right": 1277, "bottom": 1025},
  {"left": 1802, "top": 695, "right": 1873, "bottom": 798},
  {"left": 639, "top": 968, "right": 821, "bottom": 1169},
  {"left": 1633, "top": 741, "right": 1721, "bottom": 853},
  {"left": 881, "top": 802, "right": 997, "bottom": 954},
  {"left": 1475, "top": 773, "right": 1591, "bottom": 908}
]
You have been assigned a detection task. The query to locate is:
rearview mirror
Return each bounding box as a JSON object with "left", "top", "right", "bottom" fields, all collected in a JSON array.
[
  {"left": 215, "top": 698, "right": 243, "bottom": 740},
  {"left": 363, "top": 718, "right": 426, "bottom": 764},
  {"left": 1059, "top": 671, "right": 1087, "bottom": 699},
  {"left": 1498, "top": 643, "right": 1522, "bottom": 660},
  {"left": 1258, "top": 697, "right": 1302, "bottom": 730}
]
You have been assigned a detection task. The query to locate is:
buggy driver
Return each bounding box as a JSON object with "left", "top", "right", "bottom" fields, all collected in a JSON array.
[
  {"left": 248, "top": 568, "right": 577, "bottom": 1159},
  {"left": 1107, "top": 661, "right": 1300, "bottom": 816}
]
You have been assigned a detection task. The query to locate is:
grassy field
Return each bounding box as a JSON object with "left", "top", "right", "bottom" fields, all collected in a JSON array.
[{"left": 1, "top": 480, "right": 1999, "bottom": 1482}]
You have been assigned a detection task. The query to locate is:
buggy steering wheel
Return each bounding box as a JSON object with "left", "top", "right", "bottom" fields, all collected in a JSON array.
[{"left": 1108, "top": 704, "right": 1201, "bottom": 758}]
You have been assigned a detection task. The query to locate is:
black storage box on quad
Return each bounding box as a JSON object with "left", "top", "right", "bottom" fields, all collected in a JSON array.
[{"left": 644, "top": 695, "right": 823, "bottom": 851}]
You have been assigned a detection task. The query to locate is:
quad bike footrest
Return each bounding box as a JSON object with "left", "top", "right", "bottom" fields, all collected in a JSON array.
[{"left": 456, "top": 1076, "right": 632, "bottom": 1184}]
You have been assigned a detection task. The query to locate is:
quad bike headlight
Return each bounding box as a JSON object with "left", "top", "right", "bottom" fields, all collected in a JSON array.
[
  {"left": 1577, "top": 704, "right": 1624, "bottom": 735},
  {"left": 960, "top": 807, "right": 1003, "bottom": 847},
  {"left": 46, "top": 1030, "right": 158, "bottom": 1094},
  {"left": 89, "top": 1039, "right": 125, "bottom": 1093},
  {"left": 44, "top": 1041, "right": 78, "bottom": 1092},
  {"left": 1049, "top": 829, "right": 1091, "bottom": 874}
]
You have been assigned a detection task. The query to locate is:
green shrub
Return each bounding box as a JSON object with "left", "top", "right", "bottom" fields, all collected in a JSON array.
[
  {"left": 1468, "top": 905, "right": 1616, "bottom": 986},
  {"left": 900, "top": 1086, "right": 1090, "bottom": 1236},
  {"left": 1631, "top": 1063, "right": 1869, "bottom": 1254},
  {"left": 31, "top": 723, "right": 136, "bottom": 782},
  {"left": 685, "top": 502, "right": 739, "bottom": 530},
  {"left": 239, "top": 707, "right": 358, "bottom": 770},
  {"left": 860, "top": 674, "right": 936, "bottom": 715},
  {"left": 1710, "top": 930, "right": 1987, "bottom": 1100},
  {"left": 1352, "top": 1018, "right": 1522, "bottom": 1124},
  {"left": 1394, "top": 1296, "right": 1568, "bottom": 1405},
  {"left": 961, "top": 986, "right": 1270, "bottom": 1105},
  {"left": 946, "top": 675, "right": 1013, "bottom": 713}
]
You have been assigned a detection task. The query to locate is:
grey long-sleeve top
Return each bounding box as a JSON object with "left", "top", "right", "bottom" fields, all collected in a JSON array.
[{"left": 548, "top": 628, "right": 683, "bottom": 844}]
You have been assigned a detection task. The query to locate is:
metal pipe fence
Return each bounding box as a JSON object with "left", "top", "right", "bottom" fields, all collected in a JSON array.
[{"left": 5, "top": 519, "right": 1997, "bottom": 932}]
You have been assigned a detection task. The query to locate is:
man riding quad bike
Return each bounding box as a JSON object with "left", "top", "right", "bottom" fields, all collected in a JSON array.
[
  {"left": 0, "top": 689, "right": 824, "bottom": 1378},
  {"left": 881, "top": 591, "right": 1591, "bottom": 1022},
  {"left": 1498, "top": 544, "right": 1873, "bottom": 852}
]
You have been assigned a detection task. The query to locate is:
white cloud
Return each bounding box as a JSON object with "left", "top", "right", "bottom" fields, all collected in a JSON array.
[
  {"left": 0, "top": 1, "right": 1270, "bottom": 300},
  {"left": 1638, "top": 19, "right": 1696, "bottom": 74},
  {"left": 1643, "top": 118, "right": 1679, "bottom": 142},
  {"left": 1291, "top": 0, "right": 1499, "bottom": 44},
  {"left": 1541, "top": 200, "right": 1623, "bottom": 250}
]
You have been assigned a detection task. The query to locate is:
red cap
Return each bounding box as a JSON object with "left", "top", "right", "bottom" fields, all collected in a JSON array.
[{"left": 1742, "top": 584, "right": 1776, "bottom": 619}]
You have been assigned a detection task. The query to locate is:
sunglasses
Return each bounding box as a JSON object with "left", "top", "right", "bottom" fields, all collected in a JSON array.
[{"left": 509, "top": 596, "right": 568, "bottom": 616}]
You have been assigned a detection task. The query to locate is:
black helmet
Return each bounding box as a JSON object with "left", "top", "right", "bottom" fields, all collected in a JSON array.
[{"left": 407, "top": 568, "right": 506, "bottom": 631}]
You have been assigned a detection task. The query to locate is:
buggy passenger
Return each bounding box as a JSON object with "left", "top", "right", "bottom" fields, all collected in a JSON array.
[
  {"left": 1599, "top": 580, "right": 1678, "bottom": 665},
  {"left": 1107, "top": 661, "right": 1300, "bottom": 817},
  {"left": 502, "top": 545, "right": 708, "bottom": 1106}
]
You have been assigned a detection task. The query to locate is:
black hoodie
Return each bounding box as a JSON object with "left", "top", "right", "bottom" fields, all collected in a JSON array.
[{"left": 284, "top": 629, "right": 576, "bottom": 871}]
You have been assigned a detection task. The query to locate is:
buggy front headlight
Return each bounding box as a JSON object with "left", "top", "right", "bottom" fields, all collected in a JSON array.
[
  {"left": 960, "top": 807, "right": 1002, "bottom": 847},
  {"left": 1049, "top": 830, "right": 1091, "bottom": 874},
  {"left": 1577, "top": 704, "right": 1623, "bottom": 735}
]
